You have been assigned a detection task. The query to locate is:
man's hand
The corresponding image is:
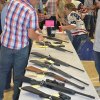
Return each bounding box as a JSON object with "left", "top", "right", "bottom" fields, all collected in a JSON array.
[{"left": 38, "top": 34, "right": 44, "bottom": 42}]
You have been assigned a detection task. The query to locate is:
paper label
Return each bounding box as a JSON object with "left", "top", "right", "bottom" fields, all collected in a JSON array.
[
  {"left": 39, "top": 46, "right": 48, "bottom": 48},
  {"left": 37, "top": 74, "right": 45, "bottom": 78},
  {"left": 32, "top": 85, "right": 40, "bottom": 89},
  {"left": 53, "top": 93, "right": 59, "bottom": 97},
  {"left": 41, "top": 68, "right": 48, "bottom": 71},
  {"left": 47, "top": 60, "right": 54, "bottom": 64}
]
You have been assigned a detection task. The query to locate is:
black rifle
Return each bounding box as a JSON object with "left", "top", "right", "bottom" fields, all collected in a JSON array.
[
  {"left": 20, "top": 76, "right": 95, "bottom": 99},
  {"left": 30, "top": 60, "right": 89, "bottom": 86},
  {"left": 21, "top": 86, "right": 60, "bottom": 100},
  {"left": 31, "top": 52, "right": 85, "bottom": 73},
  {"left": 37, "top": 41, "right": 73, "bottom": 53},
  {"left": 44, "top": 36, "right": 69, "bottom": 43},
  {"left": 21, "top": 86, "right": 71, "bottom": 100},
  {"left": 26, "top": 66, "right": 85, "bottom": 89}
]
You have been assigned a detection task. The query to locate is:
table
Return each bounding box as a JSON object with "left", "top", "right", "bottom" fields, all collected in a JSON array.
[{"left": 19, "top": 32, "right": 100, "bottom": 100}]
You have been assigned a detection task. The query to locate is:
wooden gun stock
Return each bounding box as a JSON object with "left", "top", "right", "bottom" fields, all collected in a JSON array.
[
  {"left": 26, "top": 66, "right": 85, "bottom": 90},
  {"left": 26, "top": 66, "right": 45, "bottom": 74}
]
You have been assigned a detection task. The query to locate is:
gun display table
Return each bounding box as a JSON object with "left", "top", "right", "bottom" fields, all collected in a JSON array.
[{"left": 19, "top": 31, "right": 100, "bottom": 100}]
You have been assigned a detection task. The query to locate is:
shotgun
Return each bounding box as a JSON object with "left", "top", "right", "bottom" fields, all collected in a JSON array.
[
  {"left": 44, "top": 36, "right": 69, "bottom": 43},
  {"left": 21, "top": 86, "right": 71, "bottom": 100},
  {"left": 20, "top": 76, "right": 95, "bottom": 99},
  {"left": 30, "top": 60, "right": 89, "bottom": 86},
  {"left": 26, "top": 66, "right": 85, "bottom": 89},
  {"left": 31, "top": 52, "right": 85, "bottom": 73},
  {"left": 36, "top": 41, "right": 73, "bottom": 53}
]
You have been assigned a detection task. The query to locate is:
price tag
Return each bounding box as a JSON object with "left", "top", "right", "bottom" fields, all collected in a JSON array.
[
  {"left": 40, "top": 58, "right": 47, "bottom": 61},
  {"left": 43, "top": 99, "right": 49, "bottom": 100},
  {"left": 41, "top": 68, "right": 48, "bottom": 71},
  {"left": 39, "top": 46, "right": 48, "bottom": 48},
  {"left": 37, "top": 74, "right": 45, "bottom": 78},
  {"left": 47, "top": 60, "right": 54, "bottom": 64},
  {"left": 32, "top": 85, "right": 40, "bottom": 89},
  {"left": 53, "top": 93, "right": 59, "bottom": 97}
]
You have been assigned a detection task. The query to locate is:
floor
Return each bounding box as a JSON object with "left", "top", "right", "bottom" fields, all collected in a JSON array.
[{"left": 3, "top": 61, "right": 100, "bottom": 100}]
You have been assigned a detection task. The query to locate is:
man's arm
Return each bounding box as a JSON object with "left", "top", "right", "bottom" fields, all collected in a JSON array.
[{"left": 28, "top": 28, "right": 43, "bottom": 41}]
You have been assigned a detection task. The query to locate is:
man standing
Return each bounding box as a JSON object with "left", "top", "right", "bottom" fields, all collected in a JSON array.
[
  {"left": 93, "top": 0, "right": 100, "bottom": 81},
  {"left": 0, "top": 0, "right": 43, "bottom": 100},
  {"left": 84, "top": 0, "right": 96, "bottom": 38}
]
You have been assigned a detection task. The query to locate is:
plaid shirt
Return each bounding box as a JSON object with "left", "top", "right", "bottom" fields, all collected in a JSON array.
[
  {"left": 45, "top": 0, "right": 57, "bottom": 15},
  {"left": 1, "top": 0, "right": 39, "bottom": 49}
]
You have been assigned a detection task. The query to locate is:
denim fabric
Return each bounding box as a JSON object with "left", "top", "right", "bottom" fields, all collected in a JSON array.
[
  {"left": 0, "top": 45, "right": 29, "bottom": 100},
  {"left": 5, "top": 70, "right": 12, "bottom": 89},
  {"left": 94, "top": 51, "right": 100, "bottom": 76},
  {"left": 72, "top": 34, "right": 88, "bottom": 52},
  {"left": 84, "top": 15, "right": 95, "bottom": 37}
]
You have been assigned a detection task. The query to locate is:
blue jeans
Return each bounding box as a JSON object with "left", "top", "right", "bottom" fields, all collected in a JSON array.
[
  {"left": 94, "top": 51, "right": 100, "bottom": 79},
  {"left": 72, "top": 34, "right": 88, "bottom": 52},
  {"left": 0, "top": 45, "right": 29, "bottom": 100},
  {"left": 84, "top": 15, "right": 95, "bottom": 37}
]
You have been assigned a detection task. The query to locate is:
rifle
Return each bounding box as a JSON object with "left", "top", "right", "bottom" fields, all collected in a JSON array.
[
  {"left": 44, "top": 36, "right": 69, "bottom": 43},
  {"left": 31, "top": 52, "right": 85, "bottom": 73},
  {"left": 26, "top": 66, "right": 85, "bottom": 89},
  {"left": 20, "top": 76, "right": 95, "bottom": 99},
  {"left": 36, "top": 41, "right": 73, "bottom": 53},
  {"left": 21, "top": 86, "right": 71, "bottom": 100},
  {"left": 37, "top": 41, "right": 65, "bottom": 47},
  {"left": 30, "top": 60, "right": 89, "bottom": 86}
]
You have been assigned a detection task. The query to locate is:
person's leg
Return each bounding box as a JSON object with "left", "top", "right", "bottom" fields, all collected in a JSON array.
[
  {"left": 0, "top": 46, "right": 13, "bottom": 100},
  {"left": 94, "top": 51, "right": 100, "bottom": 81},
  {"left": 84, "top": 15, "right": 90, "bottom": 32},
  {"left": 72, "top": 35, "right": 82, "bottom": 52},
  {"left": 13, "top": 46, "right": 29, "bottom": 100},
  {"left": 89, "top": 15, "right": 95, "bottom": 38},
  {"left": 5, "top": 70, "right": 12, "bottom": 90},
  {"left": 72, "top": 34, "right": 88, "bottom": 52}
]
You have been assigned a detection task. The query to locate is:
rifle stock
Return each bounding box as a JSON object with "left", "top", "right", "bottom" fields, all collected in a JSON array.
[{"left": 26, "top": 66, "right": 85, "bottom": 90}]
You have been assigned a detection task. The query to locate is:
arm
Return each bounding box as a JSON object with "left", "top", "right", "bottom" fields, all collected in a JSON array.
[
  {"left": 28, "top": 28, "right": 43, "bottom": 41},
  {"left": 61, "top": 24, "right": 76, "bottom": 30},
  {"left": 28, "top": 11, "right": 43, "bottom": 41}
]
